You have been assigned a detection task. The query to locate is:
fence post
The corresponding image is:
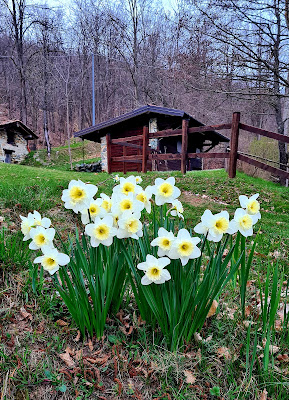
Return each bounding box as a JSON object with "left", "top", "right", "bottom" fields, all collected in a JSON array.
[
  {"left": 142, "top": 125, "right": 149, "bottom": 173},
  {"left": 181, "top": 119, "right": 189, "bottom": 174},
  {"left": 106, "top": 133, "right": 112, "bottom": 174},
  {"left": 228, "top": 112, "right": 240, "bottom": 178}
]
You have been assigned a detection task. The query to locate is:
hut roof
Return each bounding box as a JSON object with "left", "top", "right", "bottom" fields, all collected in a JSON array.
[
  {"left": 0, "top": 120, "right": 38, "bottom": 139},
  {"left": 74, "top": 105, "right": 229, "bottom": 143}
]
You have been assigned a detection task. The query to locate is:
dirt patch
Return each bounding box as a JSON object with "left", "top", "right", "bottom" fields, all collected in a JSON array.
[{"left": 182, "top": 191, "right": 229, "bottom": 207}]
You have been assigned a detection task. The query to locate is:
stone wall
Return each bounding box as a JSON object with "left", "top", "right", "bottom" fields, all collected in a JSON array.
[
  {"left": 100, "top": 136, "right": 107, "bottom": 172},
  {"left": 0, "top": 130, "right": 29, "bottom": 163}
]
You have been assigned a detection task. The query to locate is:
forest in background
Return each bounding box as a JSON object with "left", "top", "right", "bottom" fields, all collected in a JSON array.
[{"left": 0, "top": 0, "right": 288, "bottom": 177}]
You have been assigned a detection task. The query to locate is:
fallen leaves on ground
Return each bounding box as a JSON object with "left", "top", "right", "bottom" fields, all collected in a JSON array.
[
  {"left": 217, "top": 347, "right": 231, "bottom": 361},
  {"left": 183, "top": 370, "right": 196, "bottom": 384}
]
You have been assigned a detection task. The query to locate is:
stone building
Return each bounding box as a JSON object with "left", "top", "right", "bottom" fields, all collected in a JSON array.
[{"left": 0, "top": 120, "right": 38, "bottom": 163}]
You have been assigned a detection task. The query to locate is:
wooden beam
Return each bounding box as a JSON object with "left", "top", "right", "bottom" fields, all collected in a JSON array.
[
  {"left": 238, "top": 153, "right": 289, "bottom": 179},
  {"left": 240, "top": 123, "right": 289, "bottom": 144},
  {"left": 112, "top": 155, "right": 142, "bottom": 162},
  {"left": 149, "top": 153, "right": 181, "bottom": 161},
  {"left": 181, "top": 119, "right": 189, "bottom": 174},
  {"left": 142, "top": 125, "right": 149, "bottom": 173},
  {"left": 228, "top": 112, "right": 240, "bottom": 178},
  {"left": 188, "top": 152, "right": 230, "bottom": 159},
  {"left": 149, "top": 123, "right": 232, "bottom": 139},
  {"left": 188, "top": 123, "right": 232, "bottom": 134},
  {"left": 106, "top": 133, "right": 112, "bottom": 174},
  {"left": 111, "top": 135, "right": 143, "bottom": 144}
]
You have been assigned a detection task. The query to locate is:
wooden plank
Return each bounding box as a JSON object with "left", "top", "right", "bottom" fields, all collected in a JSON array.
[
  {"left": 112, "top": 135, "right": 143, "bottom": 144},
  {"left": 149, "top": 128, "right": 182, "bottom": 138},
  {"left": 142, "top": 125, "right": 149, "bottom": 173},
  {"left": 228, "top": 112, "right": 240, "bottom": 178},
  {"left": 240, "top": 123, "right": 289, "bottom": 144},
  {"left": 181, "top": 119, "right": 189, "bottom": 174},
  {"left": 106, "top": 133, "right": 112, "bottom": 174},
  {"left": 113, "top": 141, "right": 143, "bottom": 150},
  {"left": 149, "top": 123, "right": 232, "bottom": 139},
  {"left": 238, "top": 153, "right": 289, "bottom": 179},
  {"left": 112, "top": 155, "right": 143, "bottom": 162},
  {"left": 188, "top": 123, "right": 232, "bottom": 134},
  {"left": 188, "top": 152, "right": 230, "bottom": 159},
  {"left": 149, "top": 153, "right": 181, "bottom": 161}
]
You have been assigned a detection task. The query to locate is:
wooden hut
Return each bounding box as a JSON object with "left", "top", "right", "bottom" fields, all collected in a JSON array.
[{"left": 74, "top": 105, "right": 229, "bottom": 173}]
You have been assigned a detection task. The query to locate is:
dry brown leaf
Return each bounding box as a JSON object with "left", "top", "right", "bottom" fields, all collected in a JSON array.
[
  {"left": 196, "top": 349, "right": 202, "bottom": 360},
  {"left": 259, "top": 388, "right": 268, "bottom": 400},
  {"left": 119, "top": 325, "right": 133, "bottom": 335},
  {"left": 276, "top": 354, "right": 289, "bottom": 363},
  {"left": 75, "top": 350, "right": 83, "bottom": 361},
  {"left": 207, "top": 300, "right": 218, "bottom": 318},
  {"left": 217, "top": 347, "right": 231, "bottom": 360},
  {"left": 88, "top": 339, "right": 93, "bottom": 351},
  {"left": 59, "top": 352, "right": 75, "bottom": 368},
  {"left": 36, "top": 321, "right": 45, "bottom": 334},
  {"left": 86, "top": 355, "right": 109, "bottom": 365},
  {"left": 183, "top": 370, "right": 196, "bottom": 384},
  {"left": 56, "top": 319, "right": 68, "bottom": 327},
  {"left": 269, "top": 345, "right": 279, "bottom": 355},
  {"left": 65, "top": 347, "right": 75, "bottom": 356},
  {"left": 20, "top": 307, "right": 32, "bottom": 321},
  {"left": 74, "top": 330, "right": 81, "bottom": 342}
]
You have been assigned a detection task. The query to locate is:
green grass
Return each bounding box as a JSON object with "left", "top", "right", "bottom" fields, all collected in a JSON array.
[
  {"left": 21, "top": 140, "right": 101, "bottom": 172},
  {"left": 0, "top": 164, "right": 288, "bottom": 399}
]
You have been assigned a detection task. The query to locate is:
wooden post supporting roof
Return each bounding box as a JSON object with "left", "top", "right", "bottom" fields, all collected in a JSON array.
[
  {"left": 106, "top": 133, "right": 112, "bottom": 174},
  {"left": 228, "top": 112, "right": 240, "bottom": 178},
  {"left": 181, "top": 119, "right": 189, "bottom": 174},
  {"left": 123, "top": 145, "right": 127, "bottom": 174},
  {"left": 142, "top": 125, "right": 149, "bottom": 173}
]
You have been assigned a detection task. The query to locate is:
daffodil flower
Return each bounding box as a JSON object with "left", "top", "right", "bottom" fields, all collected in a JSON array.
[
  {"left": 34, "top": 245, "right": 70, "bottom": 275},
  {"left": 169, "top": 229, "right": 201, "bottom": 266},
  {"left": 29, "top": 226, "right": 55, "bottom": 250},
  {"left": 100, "top": 193, "right": 112, "bottom": 212},
  {"left": 81, "top": 199, "right": 107, "bottom": 225},
  {"left": 113, "top": 176, "right": 141, "bottom": 196},
  {"left": 194, "top": 210, "right": 230, "bottom": 242},
  {"left": 151, "top": 227, "right": 175, "bottom": 257},
  {"left": 61, "top": 180, "right": 98, "bottom": 213},
  {"left": 228, "top": 208, "right": 259, "bottom": 237},
  {"left": 135, "top": 186, "right": 153, "bottom": 213},
  {"left": 137, "top": 254, "right": 171, "bottom": 285},
  {"left": 20, "top": 213, "right": 37, "bottom": 241},
  {"left": 85, "top": 215, "right": 117, "bottom": 247},
  {"left": 111, "top": 192, "right": 144, "bottom": 215},
  {"left": 135, "top": 176, "right": 143, "bottom": 184},
  {"left": 239, "top": 194, "right": 261, "bottom": 220},
  {"left": 113, "top": 174, "right": 120, "bottom": 183},
  {"left": 170, "top": 199, "right": 184, "bottom": 220},
  {"left": 30, "top": 211, "right": 51, "bottom": 228},
  {"left": 152, "top": 177, "right": 181, "bottom": 206},
  {"left": 117, "top": 211, "right": 143, "bottom": 239}
]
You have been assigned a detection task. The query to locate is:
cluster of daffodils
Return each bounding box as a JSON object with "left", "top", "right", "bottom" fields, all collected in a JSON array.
[
  {"left": 20, "top": 174, "right": 261, "bottom": 283},
  {"left": 137, "top": 193, "right": 261, "bottom": 286},
  {"left": 60, "top": 176, "right": 184, "bottom": 248},
  {"left": 20, "top": 211, "right": 70, "bottom": 275}
]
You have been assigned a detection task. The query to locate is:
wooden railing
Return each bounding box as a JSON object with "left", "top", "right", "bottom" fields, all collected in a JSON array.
[{"left": 106, "top": 112, "right": 289, "bottom": 180}]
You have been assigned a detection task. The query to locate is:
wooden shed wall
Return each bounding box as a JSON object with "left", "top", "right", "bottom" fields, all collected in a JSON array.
[{"left": 110, "top": 126, "right": 143, "bottom": 173}]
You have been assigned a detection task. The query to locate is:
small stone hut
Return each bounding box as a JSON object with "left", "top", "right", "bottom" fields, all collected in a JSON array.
[
  {"left": 74, "top": 105, "right": 229, "bottom": 172},
  {"left": 0, "top": 120, "right": 38, "bottom": 163}
]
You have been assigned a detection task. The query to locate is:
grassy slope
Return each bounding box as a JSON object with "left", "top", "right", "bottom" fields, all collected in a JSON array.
[
  {"left": 21, "top": 140, "right": 101, "bottom": 171},
  {"left": 0, "top": 164, "right": 288, "bottom": 400}
]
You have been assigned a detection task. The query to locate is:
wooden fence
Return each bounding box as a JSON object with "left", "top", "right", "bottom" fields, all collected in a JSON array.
[{"left": 106, "top": 112, "right": 289, "bottom": 180}]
